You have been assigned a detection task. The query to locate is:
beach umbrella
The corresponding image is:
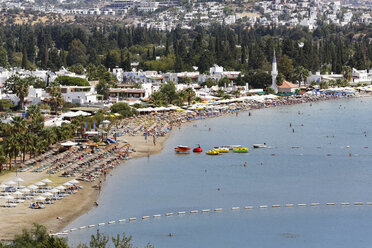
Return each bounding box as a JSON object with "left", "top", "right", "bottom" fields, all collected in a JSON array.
[
  {"left": 42, "top": 179, "right": 53, "bottom": 183},
  {"left": 15, "top": 177, "right": 24, "bottom": 183},
  {"left": 42, "top": 192, "right": 53, "bottom": 197},
  {"left": 35, "top": 181, "right": 46, "bottom": 186},
  {"left": 13, "top": 191, "right": 23, "bottom": 196},
  {"left": 3, "top": 195, "right": 14, "bottom": 204},
  {"left": 0, "top": 183, "right": 7, "bottom": 188},
  {"left": 69, "top": 179, "right": 79, "bottom": 184},
  {"left": 15, "top": 177, "right": 24, "bottom": 187},
  {"left": 20, "top": 188, "right": 30, "bottom": 193},
  {"left": 49, "top": 188, "right": 59, "bottom": 193},
  {"left": 63, "top": 182, "right": 72, "bottom": 186},
  {"left": 5, "top": 180, "right": 16, "bottom": 186},
  {"left": 55, "top": 185, "right": 65, "bottom": 190},
  {"left": 34, "top": 196, "right": 45, "bottom": 201},
  {"left": 28, "top": 185, "right": 38, "bottom": 190}
]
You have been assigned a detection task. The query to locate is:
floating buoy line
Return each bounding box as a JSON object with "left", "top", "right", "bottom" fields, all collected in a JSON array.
[{"left": 54, "top": 201, "right": 372, "bottom": 236}]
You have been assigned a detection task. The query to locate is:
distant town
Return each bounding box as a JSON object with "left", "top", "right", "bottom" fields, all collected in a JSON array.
[{"left": 0, "top": 0, "right": 371, "bottom": 29}]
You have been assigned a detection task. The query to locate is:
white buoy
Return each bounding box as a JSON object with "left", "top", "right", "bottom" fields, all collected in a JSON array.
[
  {"left": 129, "top": 217, "right": 137, "bottom": 221},
  {"left": 142, "top": 216, "right": 150, "bottom": 220},
  {"left": 259, "top": 205, "right": 268, "bottom": 208},
  {"left": 190, "top": 210, "right": 199, "bottom": 214},
  {"left": 79, "top": 226, "right": 86, "bottom": 230},
  {"left": 119, "top": 219, "right": 126, "bottom": 222},
  {"left": 366, "top": 202, "right": 372, "bottom": 205},
  {"left": 272, "top": 205, "right": 280, "bottom": 208},
  {"left": 108, "top": 221, "right": 115, "bottom": 224},
  {"left": 98, "top": 223, "right": 105, "bottom": 226},
  {"left": 244, "top": 206, "right": 253, "bottom": 209},
  {"left": 88, "top": 225, "right": 95, "bottom": 228},
  {"left": 326, "top": 203, "right": 335, "bottom": 206},
  {"left": 202, "top": 209, "right": 210, "bottom": 213},
  {"left": 70, "top": 228, "right": 77, "bottom": 231},
  {"left": 354, "top": 202, "right": 363, "bottom": 205},
  {"left": 63, "top": 230, "right": 69, "bottom": 233},
  {"left": 310, "top": 203, "right": 320, "bottom": 206},
  {"left": 165, "top": 213, "right": 174, "bottom": 216},
  {"left": 214, "top": 208, "right": 223, "bottom": 212},
  {"left": 285, "top": 204, "right": 294, "bottom": 207},
  {"left": 341, "top": 202, "right": 350, "bottom": 205},
  {"left": 231, "top": 207, "right": 240, "bottom": 210},
  {"left": 178, "top": 211, "right": 186, "bottom": 215},
  {"left": 153, "top": 214, "right": 161, "bottom": 218},
  {"left": 298, "top": 203, "right": 307, "bottom": 206}
]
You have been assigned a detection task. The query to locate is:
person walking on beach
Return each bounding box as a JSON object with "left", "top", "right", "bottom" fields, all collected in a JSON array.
[
  {"left": 145, "top": 132, "right": 148, "bottom": 142},
  {"left": 99, "top": 181, "right": 102, "bottom": 192},
  {"left": 153, "top": 134, "right": 156, "bottom": 146}
]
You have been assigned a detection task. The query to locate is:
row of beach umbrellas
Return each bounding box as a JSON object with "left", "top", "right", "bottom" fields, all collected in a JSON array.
[{"left": 1, "top": 178, "right": 80, "bottom": 204}]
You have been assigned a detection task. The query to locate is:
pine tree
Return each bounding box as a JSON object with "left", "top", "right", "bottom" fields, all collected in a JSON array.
[{"left": 21, "top": 47, "right": 28, "bottom": 69}]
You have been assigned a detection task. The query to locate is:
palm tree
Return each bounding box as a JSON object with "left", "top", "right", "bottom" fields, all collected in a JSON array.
[
  {"left": 342, "top": 66, "right": 352, "bottom": 82},
  {"left": 216, "top": 89, "right": 225, "bottom": 98},
  {"left": 294, "top": 66, "right": 310, "bottom": 88},
  {"left": 29, "top": 134, "right": 38, "bottom": 158},
  {"left": 40, "top": 128, "right": 57, "bottom": 148},
  {"left": 232, "top": 90, "right": 240, "bottom": 98},
  {"left": 0, "top": 155, "right": 7, "bottom": 174},
  {"left": 185, "top": 88, "right": 196, "bottom": 105},
  {"left": 4, "top": 134, "right": 20, "bottom": 170},
  {"left": 27, "top": 105, "right": 44, "bottom": 134},
  {"left": 10, "top": 116, "right": 27, "bottom": 134},
  {"left": 5, "top": 75, "right": 35, "bottom": 110},
  {"left": 177, "top": 90, "right": 187, "bottom": 106},
  {"left": 36, "top": 137, "right": 49, "bottom": 155},
  {"left": 21, "top": 133, "right": 34, "bottom": 162},
  {"left": 47, "top": 83, "right": 64, "bottom": 114}
]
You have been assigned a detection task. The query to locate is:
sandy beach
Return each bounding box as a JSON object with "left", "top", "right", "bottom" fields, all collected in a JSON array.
[
  {"left": 0, "top": 134, "right": 169, "bottom": 241},
  {"left": 0, "top": 93, "right": 367, "bottom": 241}
]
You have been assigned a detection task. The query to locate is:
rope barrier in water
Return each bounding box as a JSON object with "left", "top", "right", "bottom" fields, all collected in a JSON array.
[{"left": 54, "top": 201, "right": 372, "bottom": 236}]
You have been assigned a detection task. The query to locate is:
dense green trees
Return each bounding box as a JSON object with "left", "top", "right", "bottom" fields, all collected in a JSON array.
[
  {"left": 110, "top": 102, "right": 138, "bottom": 117},
  {"left": 0, "top": 104, "right": 76, "bottom": 171},
  {"left": 0, "top": 23, "right": 370, "bottom": 83},
  {"left": 54, "top": 76, "right": 90, "bottom": 86}
]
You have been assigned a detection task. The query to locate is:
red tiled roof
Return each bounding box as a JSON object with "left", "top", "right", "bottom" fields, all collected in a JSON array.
[
  {"left": 110, "top": 89, "right": 145, "bottom": 93},
  {"left": 278, "top": 81, "right": 299, "bottom": 89}
]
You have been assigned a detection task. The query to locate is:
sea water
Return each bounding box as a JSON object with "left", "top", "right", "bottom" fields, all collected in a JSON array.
[{"left": 67, "top": 97, "right": 372, "bottom": 248}]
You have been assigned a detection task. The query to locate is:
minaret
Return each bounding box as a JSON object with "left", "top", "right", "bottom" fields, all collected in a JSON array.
[{"left": 271, "top": 50, "right": 278, "bottom": 94}]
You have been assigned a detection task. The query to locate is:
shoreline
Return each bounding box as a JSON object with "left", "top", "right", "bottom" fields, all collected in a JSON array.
[
  {"left": 0, "top": 93, "right": 369, "bottom": 241},
  {"left": 0, "top": 133, "right": 171, "bottom": 241}
]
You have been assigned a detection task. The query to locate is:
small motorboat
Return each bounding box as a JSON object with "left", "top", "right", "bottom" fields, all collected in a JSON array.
[
  {"left": 206, "top": 150, "right": 219, "bottom": 155},
  {"left": 253, "top": 143, "right": 267, "bottom": 148},
  {"left": 233, "top": 147, "right": 249, "bottom": 153},
  {"left": 174, "top": 145, "right": 191, "bottom": 154},
  {"left": 193, "top": 145, "right": 203, "bottom": 153},
  {"left": 224, "top": 145, "right": 242, "bottom": 150},
  {"left": 214, "top": 147, "right": 229, "bottom": 153}
]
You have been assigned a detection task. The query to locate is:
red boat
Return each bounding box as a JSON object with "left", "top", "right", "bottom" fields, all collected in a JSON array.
[
  {"left": 174, "top": 145, "right": 191, "bottom": 154},
  {"left": 193, "top": 145, "right": 202, "bottom": 153}
]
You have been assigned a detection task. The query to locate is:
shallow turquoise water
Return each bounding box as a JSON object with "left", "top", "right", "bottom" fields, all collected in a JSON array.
[{"left": 67, "top": 97, "right": 372, "bottom": 248}]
